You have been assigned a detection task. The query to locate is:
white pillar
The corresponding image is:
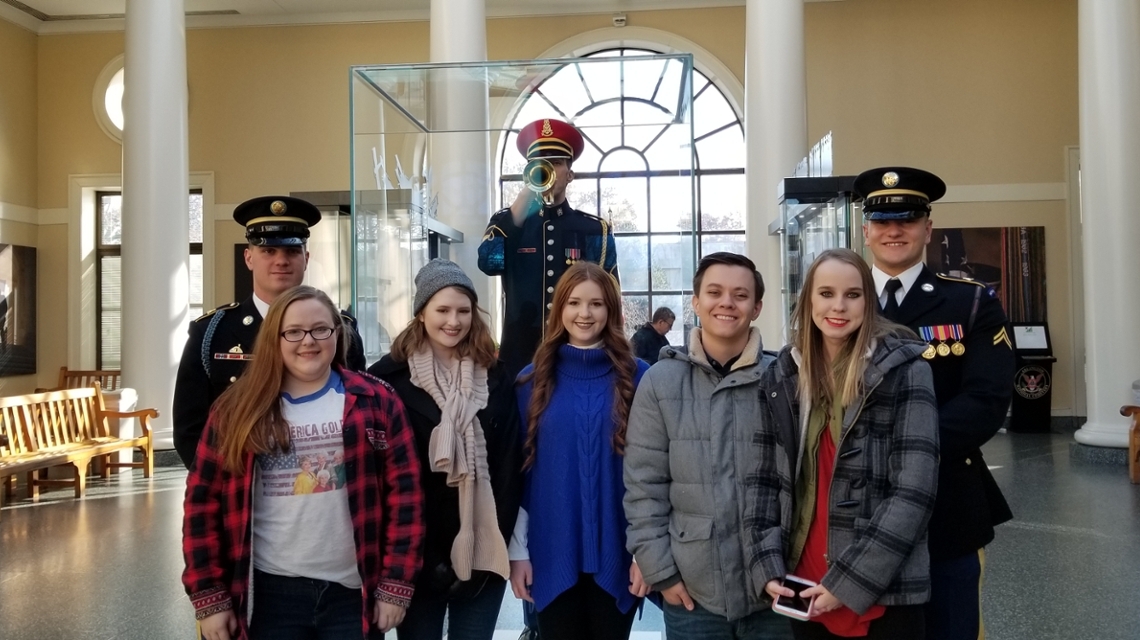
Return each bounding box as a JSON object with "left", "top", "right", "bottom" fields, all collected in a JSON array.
[
  {"left": 429, "top": 0, "right": 493, "bottom": 307},
  {"left": 1073, "top": 0, "right": 1140, "bottom": 449},
  {"left": 121, "top": 0, "right": 189, "bottom": 450},
  {"left": 744, "top": 0, "right": 807, "bottom": 346}
]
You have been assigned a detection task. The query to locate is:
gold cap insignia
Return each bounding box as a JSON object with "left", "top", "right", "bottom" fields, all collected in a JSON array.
[
  {"left": 229, "top": 345, "right": 244, "bottom": 354},
  {"left": 541, "top": 119, "right": 553, "bottom": 137},
  {"left": 881, "top": 172, "right": 900, "bottom": 188},
  {"left": 270, "top": 200, "right": 287, "bottom": 215}
]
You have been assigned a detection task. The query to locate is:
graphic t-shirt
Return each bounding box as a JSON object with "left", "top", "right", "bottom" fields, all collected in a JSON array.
[{"left": 251, "top": 371, "right": 361, "bottom": 589}]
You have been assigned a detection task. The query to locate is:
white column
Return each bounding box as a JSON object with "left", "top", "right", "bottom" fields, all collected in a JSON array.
[
  {"left": 1073, "top": 0, "right": 1140, "bottom": 449},
  {"left": 429, "top": 0, "right": 493, "bottom": 307},
  {"left": 121, "top": 0, "right": 189, "bottom": 450},
  {"left": 744, "top": 0, "right": 807, "bottom": 346}
]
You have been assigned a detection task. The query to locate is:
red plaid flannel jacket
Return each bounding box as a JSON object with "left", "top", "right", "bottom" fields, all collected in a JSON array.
[{"left": 181, "top": 368, "right": 424, "bottom": 633}]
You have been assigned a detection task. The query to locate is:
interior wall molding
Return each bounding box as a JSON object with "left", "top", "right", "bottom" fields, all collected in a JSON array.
[
  {"left": 941, "top": 182, "right": 1066, "bottom": 204},
  {"left": 0, "top": 200, "right": 39, "bottom": 225}
]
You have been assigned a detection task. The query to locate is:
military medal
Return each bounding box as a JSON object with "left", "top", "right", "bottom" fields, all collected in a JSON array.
[
  {"left": 214, "top": 344, "right": 253, "bottom": 361},
  {"left": 565, "top": 247, "right": 580, "bottom": 265},
  {"left": 934, "top": 325, "right": 951, "bottom": 357},
  {"left": 950, "top": 324, "right": 966, "bottom": 356},
  {"left": 919, "top": 327, "right": 938, "bottom": 359}
]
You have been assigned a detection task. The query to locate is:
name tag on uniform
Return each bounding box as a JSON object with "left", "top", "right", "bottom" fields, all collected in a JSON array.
[
  {"left": 214, "top": 353, "right": 253, "bottom": 361},
  {"left": 517, "top": 247, "right": 537, "bottom": 253}
]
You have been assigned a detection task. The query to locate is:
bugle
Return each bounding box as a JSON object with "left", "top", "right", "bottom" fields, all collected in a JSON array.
[{"left": 524, "top": 158, "right": 556, "bottom": 205}]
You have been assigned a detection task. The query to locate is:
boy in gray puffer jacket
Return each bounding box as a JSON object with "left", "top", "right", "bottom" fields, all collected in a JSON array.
[{"left": 623, "top": 253, "right": 792, "bottom": 639}]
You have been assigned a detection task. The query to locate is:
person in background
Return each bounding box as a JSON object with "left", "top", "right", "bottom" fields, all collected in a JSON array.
[
  {"left": 369, "top": 259, "right": 522, "bottom": 640},
  {"left": 746, "top": 248, "right": 939, "bottom": 639},
  {"left": 182, "top": 285, "right": 423, "bottom": 640},
  {"left": 630, "top": 307, "right": 675, "bottom": 365},
  {"left": 624, "top": 252, "right": 791, "bottom": 640},
  {"left": 855, "top": 167, "right": 1014, "bottom": 640},
  {"left": 174, "top": 195, "right": 367, "bottom": 469},
  {"left": 508, "top": 262, "right": 650, "bottom": 640}
]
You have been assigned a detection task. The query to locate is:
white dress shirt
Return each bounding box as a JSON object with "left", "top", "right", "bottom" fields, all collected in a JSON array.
[{"left": 872, "top": 262, "right": 926, "bottom": 309}]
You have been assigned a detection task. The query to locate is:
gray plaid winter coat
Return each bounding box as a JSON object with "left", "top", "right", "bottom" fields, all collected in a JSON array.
[{"left": 743, "top": 336, "right": 939, "bottom": 615}]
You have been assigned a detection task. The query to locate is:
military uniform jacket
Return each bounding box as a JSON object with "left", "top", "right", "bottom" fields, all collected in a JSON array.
[
  {"left": 478, "top": 200, "right": 618, "bottom": 378},
  {"left": 886, "top": 265, "right": 1015, "bottom": 561},
  {"left": 172, "top": 296, "right": 367, "bottom": 468}
]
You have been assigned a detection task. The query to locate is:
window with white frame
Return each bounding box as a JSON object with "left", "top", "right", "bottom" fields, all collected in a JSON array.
[
  {"left": 497, "top": 48, "right": 745, "bottom": 344},
  {"left": 96, "top": 191, "right": 203, "bottom": 369}
]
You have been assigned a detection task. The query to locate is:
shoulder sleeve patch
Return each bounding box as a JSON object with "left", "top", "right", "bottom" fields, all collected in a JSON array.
[{"left": 194, "top": 301, "right": 240, "bottom": 322}]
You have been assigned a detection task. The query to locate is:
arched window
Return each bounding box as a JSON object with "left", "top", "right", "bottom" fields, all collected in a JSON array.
[{"left": 497, "top": 48, "right": 745, "bottom": 344}]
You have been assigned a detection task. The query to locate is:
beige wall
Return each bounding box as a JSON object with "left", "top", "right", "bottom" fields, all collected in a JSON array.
[
  {"left": 12, "top": 0, "right": 1083, "bottom": 410},
  {"left": 0, "top": 18, "right": 38, "bottom": 208}
]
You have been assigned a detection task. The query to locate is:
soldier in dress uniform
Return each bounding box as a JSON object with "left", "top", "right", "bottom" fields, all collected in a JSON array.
[
  {"left": 856, "top": 167, "right": 1014, "bottom": 640},
  {"left": 478, "top": 118, "right": 619, "bottom": 379},
  {"left": 172, "top": 195, "right": 367, "bottom": 468}
]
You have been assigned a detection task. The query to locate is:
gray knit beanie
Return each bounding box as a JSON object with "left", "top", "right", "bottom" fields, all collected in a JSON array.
[{"left": 413, "top": 259, "right": 477, "bottom": 316}]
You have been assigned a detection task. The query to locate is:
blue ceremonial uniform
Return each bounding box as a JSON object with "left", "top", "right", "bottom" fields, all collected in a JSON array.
[
  {"left": 884, "top": 265, "right": 1014, "bottom": 640},
  {"left": 478, "top": 200, "right": 618, "bottom": 379}
]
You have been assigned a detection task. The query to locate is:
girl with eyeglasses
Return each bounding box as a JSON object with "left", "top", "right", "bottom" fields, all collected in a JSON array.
[
  {"left": 182, "top": 285, "right": 425, "bottom": 640},
  {"left": 369, "top": 259, "right": 523, "bottom": 640},
  {"left": 745, "top": 249, "right": 939, "bottom": 639}
]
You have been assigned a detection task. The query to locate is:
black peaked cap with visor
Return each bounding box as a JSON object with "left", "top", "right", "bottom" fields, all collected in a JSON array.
[
  {"left": 233, "top": 195, "right": 322, "bottom": 246},
  {"left": 854, "top": 167, "right": 947, "bottom": 221}
]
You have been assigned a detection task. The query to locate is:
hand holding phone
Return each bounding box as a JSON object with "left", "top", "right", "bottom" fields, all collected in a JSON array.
[{"left": 771, "top": 575, "right": 817, "bottom": 621}]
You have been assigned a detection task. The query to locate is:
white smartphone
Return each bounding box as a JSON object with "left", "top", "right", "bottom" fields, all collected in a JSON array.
[{"left": 771, "top": 574, "right": 817, "bottom": 621}]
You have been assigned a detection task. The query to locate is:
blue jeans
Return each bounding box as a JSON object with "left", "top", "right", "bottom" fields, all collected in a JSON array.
[
  {"left": 663, "top": 601, "right": 793, "bottom": 640},
  {"left": 395, "top": 576, "right": 507, "bottom": 640},
  {"left": 248, "top": 569, "right": 384, "bottom": 640}
]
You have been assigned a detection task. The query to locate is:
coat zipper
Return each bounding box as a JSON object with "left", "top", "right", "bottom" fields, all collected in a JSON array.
[{"left": 822, "top": 377, "right": 881, "bottom": 568}]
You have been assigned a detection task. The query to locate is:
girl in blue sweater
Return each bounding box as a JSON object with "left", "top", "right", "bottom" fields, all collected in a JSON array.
[{"left": 508, "top": 261, "right": 650, "bottom": 640}]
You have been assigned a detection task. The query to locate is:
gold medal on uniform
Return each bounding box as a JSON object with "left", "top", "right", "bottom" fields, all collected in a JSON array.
[
  {"left": 565, "top": 247, "right": 580, "bottom": 266},
  {"left": 919, "top": 326, "right": 938, "bottom": 359},
  {"left": 935, "top": 325, "right": 951, "bottom": 357},
  {"left": 950, "top": 324, "right": 966, "bottom": 356}
]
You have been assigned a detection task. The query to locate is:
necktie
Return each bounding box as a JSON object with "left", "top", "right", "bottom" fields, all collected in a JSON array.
[{"left": 882, "top": 278, "right": 903, "bottom": 322}]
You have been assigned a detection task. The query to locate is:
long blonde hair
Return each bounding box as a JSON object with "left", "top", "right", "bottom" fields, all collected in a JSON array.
[
  {"left": 520, "top": 262, "right": 636, "bottom": 471},
  {"left": 214, "top": 285, "right": 347, "bottom": 473},
  {"left": 790, "top": 249, "right": 913, "bottom": 407}
]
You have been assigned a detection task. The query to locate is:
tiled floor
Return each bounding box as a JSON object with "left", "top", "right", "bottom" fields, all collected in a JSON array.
[{"left": 2, "top": 430, "right": 1138, "bottom": 639}]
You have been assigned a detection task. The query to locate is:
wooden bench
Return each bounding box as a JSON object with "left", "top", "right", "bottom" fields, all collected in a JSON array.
[
  {"left": 37, "top": 367, "right": 122, "bottom": 393},
  {"left": 1122, "top": 405, "right": 1140, "bottom": 484},
  {"left": 0, "top": 385, "right": 157, "bottom": 517}
]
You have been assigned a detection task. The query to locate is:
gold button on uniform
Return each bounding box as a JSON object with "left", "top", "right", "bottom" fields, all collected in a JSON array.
[
  {"left": 548, "top": 287, "right": 554, "bottom": 293},
  {"left": 547, "top": 270, "right": 554, "bottom": 276},
  {"left": 230, "top": 376, "right": 237, "bottom": 383}
]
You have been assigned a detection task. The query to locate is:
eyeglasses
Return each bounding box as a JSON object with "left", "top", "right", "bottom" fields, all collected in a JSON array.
[{"left": 280, "top": 327, "right": 336, "bottom": 342}]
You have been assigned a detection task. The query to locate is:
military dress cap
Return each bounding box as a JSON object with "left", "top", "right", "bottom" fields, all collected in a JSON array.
[
  {"left": 233, "top": 195, "right": 322, "bottom": 246},
  {"left": 855, "top": 166, "right": 948, "bottom": 221},
  {"left": 516, "top": 118, "right": 585, "bottom": 161}
]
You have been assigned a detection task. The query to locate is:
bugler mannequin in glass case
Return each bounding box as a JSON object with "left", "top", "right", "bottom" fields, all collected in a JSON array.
[{"left": 478, "top": 118, "right": 619, "bottom": 380}]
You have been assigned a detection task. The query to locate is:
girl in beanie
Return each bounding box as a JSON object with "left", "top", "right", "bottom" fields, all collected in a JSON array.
[
  {"left": 369, "top": 259, "right": 523, "bottom": 640},
  {"left": 508, "top": 261, "right": 651, "bottom": 640}
]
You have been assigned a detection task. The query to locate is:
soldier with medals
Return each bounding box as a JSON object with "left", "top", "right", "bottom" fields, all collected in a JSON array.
[
  {"left": 478, "top": 118, "right": 619, "bottom": 379},
  {"left": 172, "top": 195, "right": 367, "bottom": 468},
  {"left": 856, "top": 167, "right": 1014, "bottom": 640}
]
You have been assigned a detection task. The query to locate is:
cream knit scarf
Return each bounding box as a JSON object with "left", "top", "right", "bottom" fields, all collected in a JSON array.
[{"left": 407, "top": 347, "right": 509, "bottom": 580}]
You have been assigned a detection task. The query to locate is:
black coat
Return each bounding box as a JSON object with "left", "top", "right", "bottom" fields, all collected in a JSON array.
[
  {"left": 368, "top": 355, "right": 523, "bottom": 596},
  {"left": 172, "top": 296, "right": 367, "bottom": 468},
  {"left": 630, "top": 324, "right": 670, "bottom": 364},
  {"left": 885, "top": 266, "right": 1015, "bottom": 561}
]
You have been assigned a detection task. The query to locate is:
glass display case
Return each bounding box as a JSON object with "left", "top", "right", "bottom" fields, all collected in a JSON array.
[
  {"left": 769, "top": 176, "right": 863, "bottom": 321},
  {"left": 350, "top": 54, "right": 698, "bottom": 360}
]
